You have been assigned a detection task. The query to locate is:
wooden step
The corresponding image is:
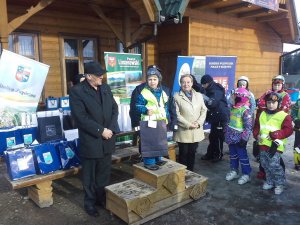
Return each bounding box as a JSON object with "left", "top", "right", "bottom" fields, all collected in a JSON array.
[
  {"left": 105, "top": 170, "right": 208, "bottom": 225},
  {"left": 133, "top": 158, "right": 186, "bottom": 194}
]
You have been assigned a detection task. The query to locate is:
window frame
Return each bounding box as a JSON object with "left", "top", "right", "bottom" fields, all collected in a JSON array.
[
  {"left": 59, "top": 34, "right": 98, "bottom": 95},
  {"left": 8, "top": 31, "right": 40, "bottom": 61}
]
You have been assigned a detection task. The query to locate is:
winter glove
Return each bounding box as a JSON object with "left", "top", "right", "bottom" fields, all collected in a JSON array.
[
  {"left": 268, "top": 141, "right": 279, "bottom": 158},
  {"left": 238, "top": 139, "right": 247, "bottom": 148}
]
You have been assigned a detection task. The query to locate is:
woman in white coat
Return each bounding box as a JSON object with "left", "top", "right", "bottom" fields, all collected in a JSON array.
[{"left": 174, "top": 74, "right": 207, "bottom": 171}]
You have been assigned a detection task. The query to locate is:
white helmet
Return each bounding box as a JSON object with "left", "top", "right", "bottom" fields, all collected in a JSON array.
[
  {"left": 272, "top": 75, "right": 285, "bottom": 84},
  {"left": 237, "top": 76, "right": 249, "bottom": 89},
  {"left": 238, "top": 76, "right": 249, "bottom": 83}
]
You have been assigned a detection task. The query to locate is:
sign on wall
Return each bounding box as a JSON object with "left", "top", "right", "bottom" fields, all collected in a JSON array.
[
  {"left": 0, "top": 50, "right": 49, "bottom": 127},
  {"left": 172, "top": 55, "right": 236, "bottom": 94},
  {"left": 242, "top": 0, "right": 279, "bottom": 11},
  {"left": 104, "top": 52, "right": 143, "bottom": 101}
]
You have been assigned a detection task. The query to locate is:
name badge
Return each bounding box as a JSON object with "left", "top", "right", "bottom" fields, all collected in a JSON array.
[{"left": 148, "top": 120, "right": 157, "bottom": 128}]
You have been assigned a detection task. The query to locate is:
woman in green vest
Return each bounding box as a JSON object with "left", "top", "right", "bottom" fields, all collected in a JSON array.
[{"left": 253, "top": 92, "right": 293, "bottom": 195}]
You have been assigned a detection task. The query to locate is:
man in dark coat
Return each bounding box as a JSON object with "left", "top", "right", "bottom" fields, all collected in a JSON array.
[
  {"left": 200, "top": 74, "right": 229, "bottom": 162},
  {"left": 69, "top": 61, "right": 119, "bottom": 217}
]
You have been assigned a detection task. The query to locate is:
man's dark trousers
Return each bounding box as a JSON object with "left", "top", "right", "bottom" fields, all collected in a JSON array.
[
  {"left": 81, "top": 153, "right": 111, "bottom": 208},
  {"left": 206, "top": 123, "right": 224, "bottom": 160}
]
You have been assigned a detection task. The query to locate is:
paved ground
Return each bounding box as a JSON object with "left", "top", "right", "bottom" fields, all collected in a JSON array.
[{"left": 0, "top": 134, "right": 299, "bottom": 225}]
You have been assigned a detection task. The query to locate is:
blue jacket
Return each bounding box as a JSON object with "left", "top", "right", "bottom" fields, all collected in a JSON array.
[
  {"left": 204, "top": 82, "right": 230, "bottom": 126},
  {"left": 129, "top": 83, "right": 178, "bottom": 130}
]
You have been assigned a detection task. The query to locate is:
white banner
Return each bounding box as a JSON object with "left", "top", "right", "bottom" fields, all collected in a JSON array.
[{"left": 0, "top": 49, "right": 49, "bottom": 127}]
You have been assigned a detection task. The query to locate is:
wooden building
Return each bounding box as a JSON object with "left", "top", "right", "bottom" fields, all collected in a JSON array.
[{"left": 0, "top": 0, "right": 298, "bottom": 99}]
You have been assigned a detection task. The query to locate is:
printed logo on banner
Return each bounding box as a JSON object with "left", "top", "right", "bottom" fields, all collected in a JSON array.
[
  {"left": 108, "top": 56, "right": 116, "bottom": 67},
  {"left": 23, "top": 134, "right": 33, "bottom": 145},
  {"left": 6, "top": 137, "right": 16, "bottom": 148},
  {"left": 15, "top": 65, "right": 32, "bottom": 82},
  {"left": 65, "top": 147, "right": 75, "bottom": 159},
  {"left": 43, "top": 152, "right": 53, "bottom": 164},
  {"left": 45, "top": 125, "right": 57, "bottom": 137}
]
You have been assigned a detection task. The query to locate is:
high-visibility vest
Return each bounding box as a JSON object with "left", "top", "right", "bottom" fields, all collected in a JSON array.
[
  {"left": 259, "top": 110, "right": 288, "bottom": 152},
  {"left": 140, "top": 88, "right": 168, "bottom": 123},
  {"left": 228, "top": 106, "right": 248, "bottom": 132}
]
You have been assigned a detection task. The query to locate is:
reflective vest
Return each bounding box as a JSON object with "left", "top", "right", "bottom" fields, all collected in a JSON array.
[
  {"left": 228, "top": 106, "right": 248, "bottom": 132},
  {"left": 140, "top": 88, "right": 168, "bottom": 123},
  {"left": 259, "top": 110, "right": 288, "bottom": 152}
]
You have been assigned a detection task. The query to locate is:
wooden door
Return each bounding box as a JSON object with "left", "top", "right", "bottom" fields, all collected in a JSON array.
[{"left": 158, "top": 52, "right": 180, "bottom": 90}]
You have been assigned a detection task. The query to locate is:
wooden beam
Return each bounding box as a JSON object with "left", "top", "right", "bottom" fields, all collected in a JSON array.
[
  {"left": 256, "top": 12, "right": 288, "bottom": 23},
  {"left": 89, "top": 3, "right": 125, "bottom": 44},
  {"left": 216, "top": 2, "right": 251, "bottom": 14},
  {"left": 131, "top": 25, "right": 146, "bottom": 45},
  {"left": 123, "top": 8, "right": 131, "bottom": 48},
  {"left": 238, "top": 8, "right": 271, "bottom": 18},
  {"left": 191, "top": 0, "right": 227, "bottom": 9},
  {"left": 0, "top": 0, "right": 9, "bottom": 49},
  {"left": 8, "top": 0, "right": 55, "bottom": 34},
  {"left": 143, "top": 0, "right": 156, "bottom": 22}
]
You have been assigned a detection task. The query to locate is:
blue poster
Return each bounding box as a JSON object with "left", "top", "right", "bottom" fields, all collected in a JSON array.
[
  {"left": 205, "top": 56, "right": 237, "bottom": 93},
  {"left": 172, "top": 56, "right": 195, "bottom": 94}
]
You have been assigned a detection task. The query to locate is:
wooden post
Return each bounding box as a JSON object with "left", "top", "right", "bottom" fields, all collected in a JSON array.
[
  {"left": 28, "top": 181, "right": 54, "bottom": 208},
  {"left": 0, "top": 0, "right": 9, "bottom": 50}
]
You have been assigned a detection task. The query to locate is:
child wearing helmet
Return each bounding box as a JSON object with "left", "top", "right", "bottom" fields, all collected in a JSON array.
[
  {"left": 253, "top": 92, "right": 293, "bottom": 195},
  {"left": 257, "top": 75, "right": 292, "bottom": 114},
  {"left": 228, "top": 76, "right": 256, "bottom": 116},
  {"left": 255, "top": 75, "right": 292, "bottom": 180},
  {"left": 224, "top": 87, "right": 253, "bottom": 185},
  {"left": 134, "top": 65, "right": 178, "bottom": 170},
  {"left": 291, "top": 98, "right": 300, "bottom": 170}
]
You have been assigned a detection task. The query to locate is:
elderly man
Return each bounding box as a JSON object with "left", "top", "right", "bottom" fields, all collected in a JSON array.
[{"left": 70, "top": 61, "right": 119, "bottom": 217}]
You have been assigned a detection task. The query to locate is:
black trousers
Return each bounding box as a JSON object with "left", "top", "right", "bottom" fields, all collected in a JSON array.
[
  {"left": 206, "top": 123, "right": 224, "bottom": 159},
  {"left": 80, "top": 154, "right": 112, "bottom": 208},
  {"left": 178, "top": 142, "right": 199, "bottom": 171}
]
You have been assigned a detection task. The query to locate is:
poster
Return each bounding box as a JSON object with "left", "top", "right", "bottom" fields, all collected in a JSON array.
[
  {"left": 205, "top": 55, "right": 237, "bottom": 92},
  {"left": 104, "top": 52, "right": 142, "bottom": 101},
  {"left": 242, "top": 0, "right": 279, "bottom": 11},
  {"left": 0, "top": 50, "right": 49, "bottom": 127},
  {"left": 172, "top": 55, "right": 237, "bottom": 130}
]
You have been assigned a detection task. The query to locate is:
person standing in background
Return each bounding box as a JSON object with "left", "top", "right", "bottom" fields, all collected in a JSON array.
[
  {"left": 200, "top": 74, "right": 230, "bottom": 162},
  {"left": 174, "top": 74, "right": 207, "bottom": 171},
  {"left": 253, "top": 92, "right": 293, "bottom": 195},
  {"left": 70, "top": 61, "right": 119, "bottom": 217},
  {"left": 291, "top": 98, "right": 300, "bottom": 170},
  {"left": 256, "top": 75, "right": 291, "bottom": 179},
  {"left": 225, "top": 88, "right": 253, "bottom": 185}
]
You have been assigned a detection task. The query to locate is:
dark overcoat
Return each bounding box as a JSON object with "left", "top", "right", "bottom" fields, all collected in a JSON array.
[{"left": 69, "top": 80, "right": 119, "bottom": 158}]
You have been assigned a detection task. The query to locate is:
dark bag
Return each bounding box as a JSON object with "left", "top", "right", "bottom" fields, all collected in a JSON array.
[
  {"left": 252, "top": 140, "right": 259, "bottom": 158},
  {"left": 31, "top": 143, "right": 61, "bottom": 174},
  {"left": 55, "top": 140, "right": 80, "bottom": 170},
  {"left": 4, "top": 148, "right": 36, "bottom": 180},
  {"left": 37, "top": 116, "right": 63, "bottom": 143},
  {"left": 139, "top": 120, "right": 168, "bottom": 158}
]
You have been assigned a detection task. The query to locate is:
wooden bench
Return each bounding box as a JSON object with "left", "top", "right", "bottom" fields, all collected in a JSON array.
[
  {"left": 4, "top": 140, "right": 177, "bottom": 208},
  {"left": 4, "top": 146, "right": 140, "bottom": 208}
]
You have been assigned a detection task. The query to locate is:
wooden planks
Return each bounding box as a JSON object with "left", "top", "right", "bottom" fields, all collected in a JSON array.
[{"left": 106, "top": 159, "right": 208, "bottom": 224}]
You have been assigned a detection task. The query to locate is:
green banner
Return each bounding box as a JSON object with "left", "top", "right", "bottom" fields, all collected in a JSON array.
[{"left": 104, "top": 52, "right": 142, "bottom": 101}]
